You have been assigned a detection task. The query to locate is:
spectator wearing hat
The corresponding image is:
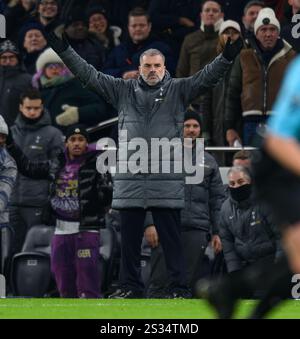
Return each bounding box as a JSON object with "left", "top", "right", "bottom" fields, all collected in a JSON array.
[
  {"left": 0, "top": 40, "right": 32, "bottom": 127},
  {"left": 64, "top": 6, "right": 106, "bottom": 70},
  {"left": 225, "top": 8, "right": 296, "bottom": 147},
  {"left": 9, "top": 87, "right": 64, "bottom": 254},
  {"left": 33, "top": 47, "right": 115, "bottom": 131},
  {"left": 145, "top": 111, "right": 226, "bottom": 297},
  {"left": 87, "top": 5, "right": 122, "bottom": 55},
  {"left": 204, "top": 20, "right": 243, "bottom": 158},
  {"left": 18, "top": 21, "right": 48, "bottom": 74},
  {"left": 103, "top": 7, "right": 176, "bottom": 78},
  {"left": 176, "top": 0, "right": 225, "bottom": 145},
  {"left": 8, "top": 124, "right": 113, "bottom": 298}
]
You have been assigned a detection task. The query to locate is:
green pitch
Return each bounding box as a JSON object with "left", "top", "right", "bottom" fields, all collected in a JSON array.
[{"left": 0, "top": 298, "right": 299, "bottom": 319}]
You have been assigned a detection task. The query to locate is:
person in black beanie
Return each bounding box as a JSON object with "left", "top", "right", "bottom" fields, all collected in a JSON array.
[
  {"left": 145, "top": 110, "right": 226, "bottom": 297},
  {"left": 63, "top": 6, "right": 106, "bottom": 70},
  {"left": 7, "top": 122, "right": 113, "bottom": 298},
  {"left": 86, "top": 5, "right": 122, "bottom": 54},
  {"left": 18, "top": 21, "right": 48, "bottom": 74}
]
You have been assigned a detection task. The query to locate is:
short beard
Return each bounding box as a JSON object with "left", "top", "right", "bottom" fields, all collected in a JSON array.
[{"left": 141, "top": 73, "right": 163, "bottom": 86}]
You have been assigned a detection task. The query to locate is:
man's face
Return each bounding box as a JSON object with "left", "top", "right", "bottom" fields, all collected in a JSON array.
[
  {"left": 65, "top": 21, "right": 88, "bottom": 40},
  {"left": 89, "top": 13, "right": 108, "bottom": 33},
  {"left": 139, "top": 54, "right": 165, "bottom": 86},
  {"left": 243, "top": 5, "right": 263, "bottom": 31},
  {"left": 38, "top": 0, "right": 58, "bottom": 19},
  {"left": 66, "top": 134, "right": 88, "bottom": 158},
  {"left": 200, "top": 1, "right": 223, "bottom": 26},
  {"left": 0, "top": 52, "right": 18, "bottom": 67},
  {"left": 128, "top": 15, "right": 151, "bottom": 44},
  {"left": 23, "top": 29, "right": 47, "bottom": 53},
  {"left": 289, "top": 0, "right": 300, "bottom": 10},
  {"left": 184, "top": 119, "right": 201, "bottom": 140},
  {"left": 228, "top": 171, "right": 251, "bottom": 188},
  {"left": 256, "top": 24, "right": 279, "bottom": 50},
  {"left": 19, "top": 98, "right": 43, "bottom": 119}
]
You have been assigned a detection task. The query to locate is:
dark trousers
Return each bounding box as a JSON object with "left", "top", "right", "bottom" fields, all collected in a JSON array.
[
  {"left": 147, "top": 229, "right": 209, "bottom": 297},
  {"left": 119, "top": 208, "right": 187, "bottom": 292}
]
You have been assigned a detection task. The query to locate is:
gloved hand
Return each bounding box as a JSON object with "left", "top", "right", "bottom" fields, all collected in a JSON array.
[
  {"left": 47, "top": 32, "right": 70, "bottom": 54},
  {"left": 222, "top": 37, "right": 243, "bottom": 62},
  {"left": 56, "top": 104, "right": 79, "bottom": 126}
]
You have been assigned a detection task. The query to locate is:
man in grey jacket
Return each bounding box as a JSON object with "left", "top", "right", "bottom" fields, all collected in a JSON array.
[
  {"left": 9, "top": 88, "right": 64, "bottom": 254},
  {"left": 145, "top": 111, "right": 226, "bottom": 297},
  {"left": 47, "top": 31, "right": 242, "bottom": 298}
]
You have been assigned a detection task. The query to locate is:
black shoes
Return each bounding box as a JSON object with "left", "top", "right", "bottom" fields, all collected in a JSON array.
[
  {"left": 196, "top": 278, "right": 236, "bottom": 319},
  {"left": 108, "top": 288, "right": 144, "bottom": 299}
]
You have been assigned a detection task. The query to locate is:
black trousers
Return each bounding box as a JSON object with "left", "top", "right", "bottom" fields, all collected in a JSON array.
[
  {"left": 147, "top": 229, "right": 209, "bottom": 297},
  {"left": 119, "top": 208, "right": 187, "bottom": 292}
]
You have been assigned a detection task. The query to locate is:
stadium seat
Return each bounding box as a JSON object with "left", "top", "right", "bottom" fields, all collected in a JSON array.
[{"left": 10, "top": 225, "right": 56, "bottom": 297}]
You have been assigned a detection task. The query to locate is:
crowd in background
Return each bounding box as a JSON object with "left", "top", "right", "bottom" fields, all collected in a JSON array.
[{"left": 0, "top": 0, "right": 297, "bottom": 299}]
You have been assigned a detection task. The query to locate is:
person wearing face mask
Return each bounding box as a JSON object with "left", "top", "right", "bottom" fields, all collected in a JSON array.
[{"left": 218, "top": 166, "right": 281, "bottom": 277}]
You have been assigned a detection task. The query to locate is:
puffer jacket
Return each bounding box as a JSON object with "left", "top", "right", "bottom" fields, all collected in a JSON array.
[
  {"left": 10, "top": 111, "right": 64, "bottom": 207},
  {"left": 181, "top": 151, "right": 225, "bottom": 233},
  {"left": 219, "top": 196, "right": 282, "bottom": 273},
  {"left": 59, "top": 46, "right": 231, "bottom": 209}
]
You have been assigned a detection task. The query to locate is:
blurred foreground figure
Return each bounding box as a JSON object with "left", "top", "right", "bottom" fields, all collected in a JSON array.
[{"left": 197, "top": 55, "right": 300, "bottom": 319}]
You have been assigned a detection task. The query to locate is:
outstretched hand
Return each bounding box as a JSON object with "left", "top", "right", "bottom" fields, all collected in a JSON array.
[
  {"left": 47, "top": 31, "right": 70, "bottom": 54},
  {"left": 222, "top": 37, "right": 243, "bottom": 62}
]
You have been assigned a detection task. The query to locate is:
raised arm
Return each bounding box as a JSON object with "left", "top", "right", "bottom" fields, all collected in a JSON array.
[
  {"left": 7, "top": 143, "right": 57, "bottom": 180},
  {"left": 181, "top": 38, "right": 243, "bottom": 104},
  {"left": 47, "top": 32, "right": 125, "bottom": 108}
]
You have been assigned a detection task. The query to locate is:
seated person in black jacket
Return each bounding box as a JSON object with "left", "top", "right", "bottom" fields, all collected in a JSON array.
[
  {"left": 219, "top": 165, "right": 282, "bottom": 275},
  {"left": 8, "top": 125, "right": 112, "bottom": 298}
]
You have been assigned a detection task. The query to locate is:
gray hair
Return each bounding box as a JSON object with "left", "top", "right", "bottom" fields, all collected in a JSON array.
[
  {"left": 227, "top": 166, "right": 252, "bottom": 181},
  {"left": 139, "top": 49, "right": 165, "bottom": 65}
]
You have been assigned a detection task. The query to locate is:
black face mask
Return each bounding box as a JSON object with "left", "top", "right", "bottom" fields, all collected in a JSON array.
[{"left": 229, "top": 184, "right": 252, "bottom": 202}]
